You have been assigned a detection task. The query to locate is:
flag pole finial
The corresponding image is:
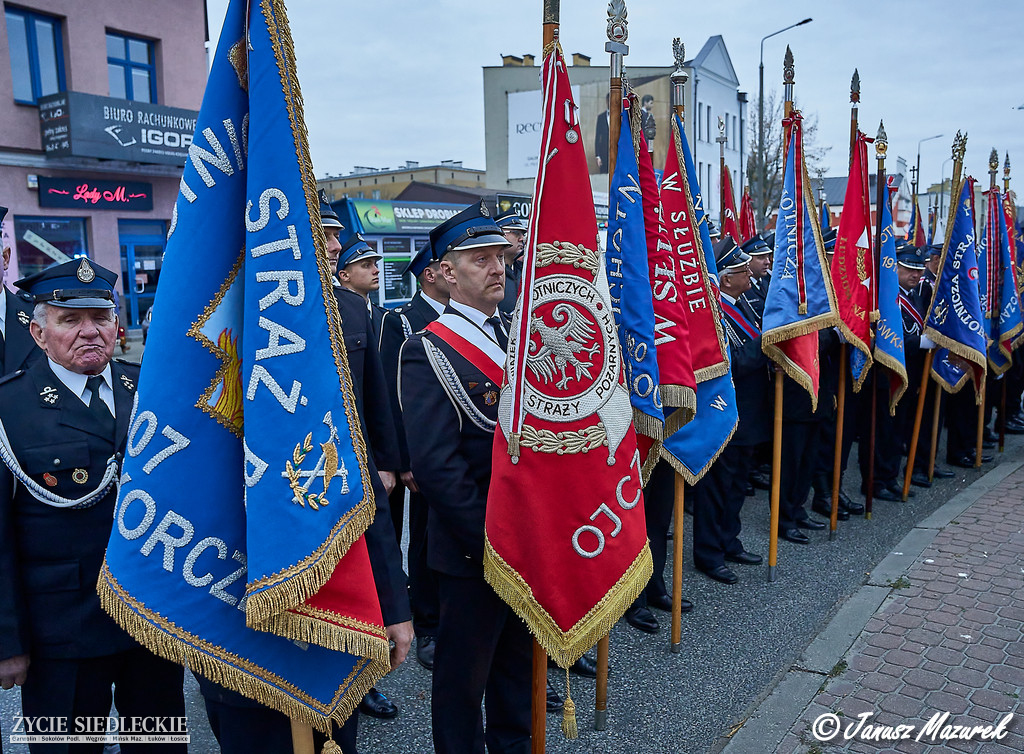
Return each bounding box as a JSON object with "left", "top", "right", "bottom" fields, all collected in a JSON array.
[
  {"left": 606, "top": 0, "right": 627, "bottom": 44},
  {"left": 850, "top": 69, "right": 860, "bottom": 104},
  {"left": 989, "top": 148, "right": 1000, "bottom": 172},
  {"left": 671, "top": 38, "right": 686, "bottom": 80},
  {"left": 670, "top": 38, "right": 687, "bottom": 114},
  {"left": 783, "top": 46, "right": 795, "bottom": 84},
  {"left": 1004, "top": 153, "right": 1011, "bottom": 181},
  {"left": 875, "top": 121, "right": 887, "bottom": 159}
]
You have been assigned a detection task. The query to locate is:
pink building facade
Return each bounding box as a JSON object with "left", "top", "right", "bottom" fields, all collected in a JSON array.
[{"left": 0, "top": 0, "right": 207, "bottom": 325}]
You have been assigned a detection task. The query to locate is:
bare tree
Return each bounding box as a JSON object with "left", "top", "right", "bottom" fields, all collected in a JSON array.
[{"left": 746, "top": 89, "right": 831, "bottom": 229}]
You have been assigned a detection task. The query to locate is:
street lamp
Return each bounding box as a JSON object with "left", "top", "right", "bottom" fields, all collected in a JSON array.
[
  {"left": 758, "top": 18, "right": 812, "bottom": 225},
  {"left": 915, "top": 133, "right": 943, "bottom": 196}
]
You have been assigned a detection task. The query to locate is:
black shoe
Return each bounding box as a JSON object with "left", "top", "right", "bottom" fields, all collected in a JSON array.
[
  {"left": 796, "top": 517, "right": 827, "bottom": 530},
  {"left": 948, "top": 451, "right": 993, "bottom": 468},
  {"left": 699, "top": 565, "right": 739, "bottom": 584},
  {"left": 886, "top": 480, "right": 914, "bottom": 498},
  {"left": 549, "top": 652, "right": 599, "bottom": 678},
  {"left": 360, "top": 688, "right": 398, "bottom": 719},
  {"left": 416, "top": 635, "right": 435, "bottom": 671},
  {"left": 1004, "top": 419, "right": 1024, "bottom": 434},
  {"left": 750, "top": 471, "right": 771, "bottom": 490},
  {"left": 932, "top": 466, "right": 955, "bottom": 479},
  {"left": 624, "top": 605, "right": 660, "bottom": 634},
  {"left": 838, "top": 491, "right": 865, "bottom": 515},
  {"left": 647, "top": 592, "right": 693, "bottom": 613},
  {"left": 910, "top": 471, "right": 932, "bottom": 488},
  {"left": 725, "top": 550, "right": 764, "bottom": 565},
  {"left": 781, "top": 529, "right": 809, "bottom": 544},
  {"left": 870, "top": 486, "right": 902, "bottom": 502},
  {"left": 984, "top": 428, "right": 998, "bottom": 443},
  {"left": 744, "top": 482, "right": 755, "bottom": 496},
  {"left": 546, "top": 681, "right": 563, "bottom": 713},
  {"left": 811, "top": 500, "right": 849, "bottom": 521},
  {"left": 983, "top": 439, "right": 997, "bottom": 450}
]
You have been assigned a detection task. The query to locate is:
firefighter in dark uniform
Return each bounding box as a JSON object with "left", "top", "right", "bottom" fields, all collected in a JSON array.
[
  {"left": 495, "top": 210, "right": 527, "bottom": 317},
  {"left": 2, "top": 207, "right": 42, "bottom": 376},
  {"left": 0, "top": 258, "right": 186, "bottom": 754},
  {"left": 692, "top": 238, "right": 765, "bottom": 584},
  {"left": 400, "top": 202, "right": 535, "bottom": 753},
  {"left": 738, "top": 232, "right": 772, "bottom": 325},
  {"left": 379, "top": 242, "right": 448, "bottom": 671}
]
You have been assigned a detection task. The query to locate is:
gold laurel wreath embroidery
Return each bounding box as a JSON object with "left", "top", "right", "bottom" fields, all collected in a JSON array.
[
  {"left": 535, "top": 241, "right": 600, "bottom": 274},
  {"left": 519, "top": 422, "right": 607, "bottom": 455},
  {"left": 856, "top": 248, "right": 868, "bottom": 283},
  {"left": 284, "top": 434, "right": 330, "bottom": 511}
]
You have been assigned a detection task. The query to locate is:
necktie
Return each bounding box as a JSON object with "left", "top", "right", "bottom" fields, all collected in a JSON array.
[
  {"left": 487, "top": 317, "right": 509, "bottom": 351},
  {"left": 86, "top": 375, "right": 114, "bottom": 431}
]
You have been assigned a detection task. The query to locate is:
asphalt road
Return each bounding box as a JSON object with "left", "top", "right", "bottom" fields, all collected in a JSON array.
[{"left": 2, "top": 349, "right": 1018, "bottom": 754}]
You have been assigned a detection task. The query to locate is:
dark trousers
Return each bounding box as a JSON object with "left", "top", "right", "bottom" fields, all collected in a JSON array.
[
  {"left": 408, "top": 490, "right": 439, "bottom": 638},
  {"left": 912, "top": 375, "right": 946, "bottom": 471},
  {"left": 692, "top": 444, "right": 750, "bottom": 570},
  {"left": 202, "top": 678, "right": 358, "bottom": 754},
  {"left": 20, "top": 647, "right": 185, "bottom": 754},
  {"left": 433, "top": 573, "right": 531, "bottom": 754},
  {"left": 780, "top": 421, "right": 818, "bottom": 531},
  {"left": 642, "top": 460, "right": 674, "bottom": 601},
  {"left": 946, "top": 387, "right": 979, "bottom": 459},
  {"left": 856, "top": 378, "right": 901, "bottom": 488}
]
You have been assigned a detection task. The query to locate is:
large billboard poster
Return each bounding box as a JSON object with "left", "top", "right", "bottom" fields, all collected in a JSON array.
[{"left": 507, "top": 85, "right": 580, "bottom": 181}]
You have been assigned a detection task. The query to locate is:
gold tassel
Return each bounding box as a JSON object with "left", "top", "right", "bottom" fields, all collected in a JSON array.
[
  {"left": 508, "top": 432, "right": 521, "bottom": 462},
  {"left": 320, "top": 741, "right": 342, "bottom": 754},
  {"left": 561, "top": 670, "right": 578, "bottom": 739}
]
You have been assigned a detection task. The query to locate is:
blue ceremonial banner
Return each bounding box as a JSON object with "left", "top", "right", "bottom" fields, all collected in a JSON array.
[
  {"left": 607, "top": 104, "right": 664, "bottom": 444},
  {"left": 872, "top": 195, "right": 907, "bottom": 412},
  {"left": 99, "top": 0, "right": 389, "bottom": 730},
  {"left": 660, "top": 114, "right": 737, "bottom": 484},
  {"left": 932, "top": 347, "right": 969, "bottom": 393},
  {"left": 981, "top": 188, "right": 1022, "bottom": 374},
  {"left": 761, "top": 112, "right": 839, "bottom": 407},
  {"left": 924, "top": 176, "right": 987, "bottom": 401}
]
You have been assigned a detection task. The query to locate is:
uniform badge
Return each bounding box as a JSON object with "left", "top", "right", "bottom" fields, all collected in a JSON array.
[
  {"left": 468, "top": 381, "right": 478, "bottom": 390},
  {"left": 40, "top": 386, "right": 59, "bottom": 404},
  {"left": 120, "top": 373, "right": 136, "bottom": 392},
  {"left": 77, "top": 258, "right": 96, "bottom": 283},
  {"left": 480, "top": 203, "right": 490, "bottom": 217},
  {"left": 43, "top": 473, "right": 58, "bottom": 487},
  {"left": 16, "top": 309, "right": 30, "bottom": 326},
  {"left": 484, "top": 390, "right": 498, "bottom": 406},
  {"left": 72, "top": 469, "right": 88, "bottom": 484}
]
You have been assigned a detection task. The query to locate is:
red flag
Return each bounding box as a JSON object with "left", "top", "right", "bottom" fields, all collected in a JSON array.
[
  {"left": 637, "top": 127, "right": 696, "bottom": 436},
  {"left": 830, "top": 130, "right": 875, "bottom": 390},
  {"left": 720, "top": 167, "right": 740, "bottom": 244},
  {"left": 485, "top": 47, "right": 652, "bottom": 676},
  {"left": 1003, "top": 191, "right": 1021, "bottom": 297},
  {"left": 659, "top": 116, "right": 730, "bottom": 381},
  {"left": 740, "top": 186, "right": 757, "bottom": 242}
]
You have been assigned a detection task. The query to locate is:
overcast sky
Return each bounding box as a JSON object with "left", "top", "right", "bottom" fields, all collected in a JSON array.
[{"left": 206, "top": 0, "right": 1024, "bottom": 191}]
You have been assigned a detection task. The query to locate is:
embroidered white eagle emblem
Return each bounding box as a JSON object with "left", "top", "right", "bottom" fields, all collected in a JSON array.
[{"left": 526, "top": 303, "right": 600, "bottom": 390}]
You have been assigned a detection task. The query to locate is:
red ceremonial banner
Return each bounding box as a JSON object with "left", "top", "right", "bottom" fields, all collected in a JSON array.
[
  {"left": 637, "top": 129, "right": 696, "bottom": 435},
  {"left": 721, "top": 168, "right": 740, "bottom": 244},
  {"left": 484, "top": 46, "right": 652, "bottom": 669},
  {"left": 830, "top": 130, "right": 875, "bottom": 390},
  {"left": 740, "top": 186, "right": 758, "bottom": 243},
  {"left": 659, "top": 117, "right": 730, "bottom": 382}
]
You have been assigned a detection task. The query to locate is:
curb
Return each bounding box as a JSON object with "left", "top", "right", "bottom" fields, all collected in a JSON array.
[{"left": 718, "top": 448, "right": 1024, "bottom": 754}]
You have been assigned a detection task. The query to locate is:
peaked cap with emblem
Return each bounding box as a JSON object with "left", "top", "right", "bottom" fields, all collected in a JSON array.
[
  {"left": 16, "top": 258, "right": 118, "bottom": 309},
  {"left": 712, "top": 236, "right": 751, "bottom": 272},
  {"left": 428, "top": 200, "right": 510, "bottom": 259},
  {"left": 895, "top": 241, "right": 926, "bottom": 270},
  {"left": 494, "top": 209, "right": 529, "bottom": 232},
  {"left": 336, "top": 233, "right": 381, "bottom": 271},
  {"left": 821, "top": 227, "right": 837, "bottom": 253},
  {"left": 319, "top": 189, "right": 344, "bottom": 230},
  {"left": 740, "top": 233, "right": 772, "bottom": 257},
  {"left": 404, "top": 240, "right": 436, "bottom": 278}
]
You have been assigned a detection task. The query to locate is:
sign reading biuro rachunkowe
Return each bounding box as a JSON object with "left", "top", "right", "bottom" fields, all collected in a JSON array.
[
  {"left": 38, "top": 91, "right": 199, "bottom": 167},
  {"left": 38, "top": 176, "right": 154, "bottom": 211}
]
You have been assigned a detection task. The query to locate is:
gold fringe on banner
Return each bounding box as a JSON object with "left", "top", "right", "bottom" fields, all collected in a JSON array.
[
  {"left": 660, "top": 385, "right": 697, "bottom": 434},
  {"left": 98, "top": 564, "right": 387, "bottom": 734},
  {"left": 874, "top": 349, "right": 908, "bottom": 416},
  {"left": 482, "top": 540, "right": 652, "bottom": 670}
]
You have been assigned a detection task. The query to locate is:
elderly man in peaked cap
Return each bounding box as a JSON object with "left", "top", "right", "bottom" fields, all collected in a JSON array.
[
  {"left": 0, "top": 258, "right": 186, "bottom": 754},
  {"left": 1, "top": 206, "right": 42, "bottom": 376}
]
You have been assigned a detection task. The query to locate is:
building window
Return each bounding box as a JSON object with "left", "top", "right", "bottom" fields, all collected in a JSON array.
[
  {"left": 371, "top": 189, "right": 381, "bottom": 200},
  {"left": 5, "top": 7, "right": 65, "bottom": 104},
  {"left": 706, "top": 109, "right": 712, "bottom": 147},
  {"left": 107, "top": 31, "right": 156, "bottom": 103},
  {"left": 697, "top": 103, "right": 703, "bottom": 141},
  {"left": 13, "top": 216, "right": 88, "bottom": 278}
]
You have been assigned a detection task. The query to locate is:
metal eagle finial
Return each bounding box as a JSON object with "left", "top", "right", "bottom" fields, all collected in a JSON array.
[
  {"left": 606, "top": 0, "right": 627, "bottom": 43},
  {"left": 850, "top": 69, "right": 860, "bottom": 104},
  {"left": 671, "top": 38, "right": 687, "bottom": 85},
  {"left": 989, "top": 148, "right": 999, "bottom": 172},
  {"left": 783, "top": 45, "right": 794, "bottom": 84},
  {"left": 875, "top": 120, "right": 887, "bottom": 158},
  {"left": 1005, "top": 152, "right": 1011, "bottom": 180}
]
